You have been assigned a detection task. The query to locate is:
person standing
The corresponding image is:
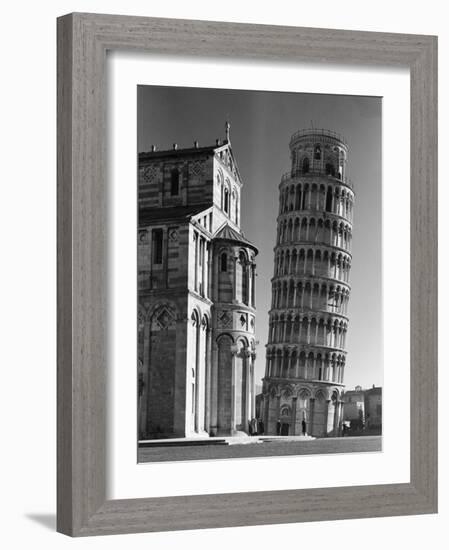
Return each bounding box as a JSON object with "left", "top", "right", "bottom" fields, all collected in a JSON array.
[
  {"left": 251, "top": 418, "right": 258, "bottom": 436},
  {"left": 301, "top": 419, "right": 307, "bottom": 436}
]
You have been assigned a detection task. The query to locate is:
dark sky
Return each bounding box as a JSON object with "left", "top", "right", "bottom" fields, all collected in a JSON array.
[{"left": 138, "top": 85, "right": 382, "bottom": 390}]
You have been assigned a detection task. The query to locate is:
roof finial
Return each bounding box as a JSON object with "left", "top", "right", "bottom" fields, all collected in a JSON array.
[{"left": 225, "top": 120, "right": 231, "bottom": 143}]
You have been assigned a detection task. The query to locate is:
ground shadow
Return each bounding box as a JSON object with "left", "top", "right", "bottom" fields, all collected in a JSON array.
[{"left": 25, "top": 513, "right": 56, "bottom": 531}]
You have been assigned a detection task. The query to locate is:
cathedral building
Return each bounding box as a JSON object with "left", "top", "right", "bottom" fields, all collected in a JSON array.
[
  {"left": 137, "top": 124, "right": 258, "bottom": 440},
  {"left": 261, "top": 129, "right": 355, "bottom": 437}
]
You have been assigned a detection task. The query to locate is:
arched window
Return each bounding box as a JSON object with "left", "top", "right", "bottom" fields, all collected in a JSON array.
[
  {"left": 233, "top": 189, "right": 239, "bottom": 223},
  {"left": 224, "top": 187, "right": 230, "bottom": 214},
  {"left": 325, "top": 187, "right": 333, "bottom": 212},
  {"left": 220, "top": 252, "right": 227, "bottom": 272},
  {"left": 152, "top": 229, "right": 163, "bottom": 264},
  {"left": 170, "top": 168, "right": 179, "bottom": 196},
  {"left": 325, "top": 163, "right": 335, "bottom": 177},
  {"left": 295, "top": 186, "right": 302, "bottom": 210},
  {"left": 314, "top": 144, "right": 321, "bottom": 160},
  {"left": 302, "top": 157, "right": 310, "bottom": 174},
  {"left": 239, "top": 251, "right": 249, "bottom": 305},
  {"left": 300, "top": 188, "right": 305, "bottom": 210}
]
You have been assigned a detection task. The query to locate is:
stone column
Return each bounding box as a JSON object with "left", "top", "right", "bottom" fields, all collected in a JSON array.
[
  {"left": 291, "top": 396, "right": 298, "bottom": 435},
  {"left": 333, "top": 398, "right": 340, "bottom": 435},
  {"left": 251, "top": 353, "right": 256, "bottom": 418},
  {"left": 295, "top": 354, "right": 300, "bottom": 378},
  {"left": 204, "top": 327, "right": 212, "bottom": 434},
  {"left": 324, "top": 399, "right": 330, "bottom": 435},
  {"left": 244, "top": 350, "right": 251, "bottom": 432},
  {"left": 309, "top": 398, "right": 315, "bottom": 436},
  {"left": 214, "top": 249, "right": 219, "bottom": 302},
  {"left": 197, "top": 319, "right": 208, "bottom": 433},
  {"left": 233, "top": 255, "right": 238, "bottom": 301},
  {"left": 194, "top": 231, "right": 198, "bottom": 292},
  {"left": 203, "top": 241, "right": 209, "bottom": 298},
  {"left": 231, "top": 349, "right": 237, "bottom": 434},
  {"left": 194, "top": 321, "right": 201, "bottom": 433},
  {"left": 247, "top": 263, "right": 252, "bottom": 307},
  {"left": 251, "top": 264, "right": 256, "bottom": 307},
  {"left": 210, "top": 339, "right": 219, "bottom": 435},
  {"left": 173, "top": 315, "right": 188, "bottom": 438},
  {"left": 287, "top": 352, "right": 292, "bottom": 377}
]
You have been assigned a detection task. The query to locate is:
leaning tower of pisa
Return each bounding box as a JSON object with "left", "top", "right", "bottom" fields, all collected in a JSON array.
[{"left": 262, "top": 129, "right": 355, "bottom": 437}]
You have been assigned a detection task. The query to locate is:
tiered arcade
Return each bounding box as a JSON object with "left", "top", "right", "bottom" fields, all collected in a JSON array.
[{"left": 261, "top": 129, "right": 355, "bottom": 437}]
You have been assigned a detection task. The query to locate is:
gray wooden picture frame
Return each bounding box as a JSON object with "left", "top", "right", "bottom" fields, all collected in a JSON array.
[{"left": 57, "top": 12, "right": 438, "bottom": 537}]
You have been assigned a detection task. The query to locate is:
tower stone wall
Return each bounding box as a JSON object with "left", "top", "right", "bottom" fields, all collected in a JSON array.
[{"left": 262, "top": 129, "right": 355, "bottom": 437}]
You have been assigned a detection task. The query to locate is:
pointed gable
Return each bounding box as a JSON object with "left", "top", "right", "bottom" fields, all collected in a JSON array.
[{"left": 214, "top": 223, "right": 258, "bottom": 253}]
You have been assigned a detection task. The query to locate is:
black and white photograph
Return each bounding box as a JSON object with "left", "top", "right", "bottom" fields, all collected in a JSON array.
[
  {"left": 1, "top": 0, "right": 441, "bottom": 544},
  {"left": 136, "top": 85, "right": 383, "bottom": 462}
]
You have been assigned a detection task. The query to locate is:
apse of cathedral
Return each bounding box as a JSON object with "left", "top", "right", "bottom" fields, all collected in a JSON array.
[{"left": 137, "top": 123, "right": 258, "bottom": 439}]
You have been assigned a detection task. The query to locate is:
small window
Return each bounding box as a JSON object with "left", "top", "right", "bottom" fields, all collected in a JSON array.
[
  {"left": 199, "top": 239, "right": 204, "bottom": 266},
  {"left": 170, "top": 168, "right": 179, "bottom": 195},
  {"left": 325, "top": 187, "right": 333, "bottom": 212},
  {"left": 302, "top": 157, "right": 310, "bottom": 174},
  {"left": 152, "top": 229, "right": 163, "bottom": 264},
  {"left": 314, "top": 145, "right": 321, "bottom": 160},
  {"left": 220, "top": 253, "right": 227, "bottom": 272},
  {"left": 224, "top": 188, "right": 230, "bottom": 214},
  {"left": 326, "top": 163, "right": 335, "bottom": 177}
]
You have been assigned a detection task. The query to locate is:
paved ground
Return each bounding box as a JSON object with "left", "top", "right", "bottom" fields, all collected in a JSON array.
[{"left": 138, "top": 435, "right": 382, "bottom": 463}]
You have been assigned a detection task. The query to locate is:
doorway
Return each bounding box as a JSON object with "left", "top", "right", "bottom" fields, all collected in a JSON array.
[{"left": 280, "top": 423, "right": 290, "bottom": 436}]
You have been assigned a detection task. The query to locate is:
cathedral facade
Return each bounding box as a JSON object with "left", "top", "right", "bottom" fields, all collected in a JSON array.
[
  {"left": 137, "top": 125, "right": 258, "bottom": 440},
  {"left": 261, "top": 129, "right": 355, "bottom": 437}
]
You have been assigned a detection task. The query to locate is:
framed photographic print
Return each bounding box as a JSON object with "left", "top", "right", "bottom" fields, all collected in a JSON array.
[{"left": 57, "top": 13, "right": 437, "bottom": 536}]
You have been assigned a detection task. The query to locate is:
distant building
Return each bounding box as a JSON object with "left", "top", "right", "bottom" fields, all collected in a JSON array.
[
  {"left": 342, "top": 385, "right": 365, "bottom": 429},
  {"left": 365, "top": 385, "right": 382, "bottom": 430},
  {"left": 137, "top": 123, "right": 258, "bottom": 440},
  {"left": 342, "top": 385, "right": 382, "bottom": 434}
]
